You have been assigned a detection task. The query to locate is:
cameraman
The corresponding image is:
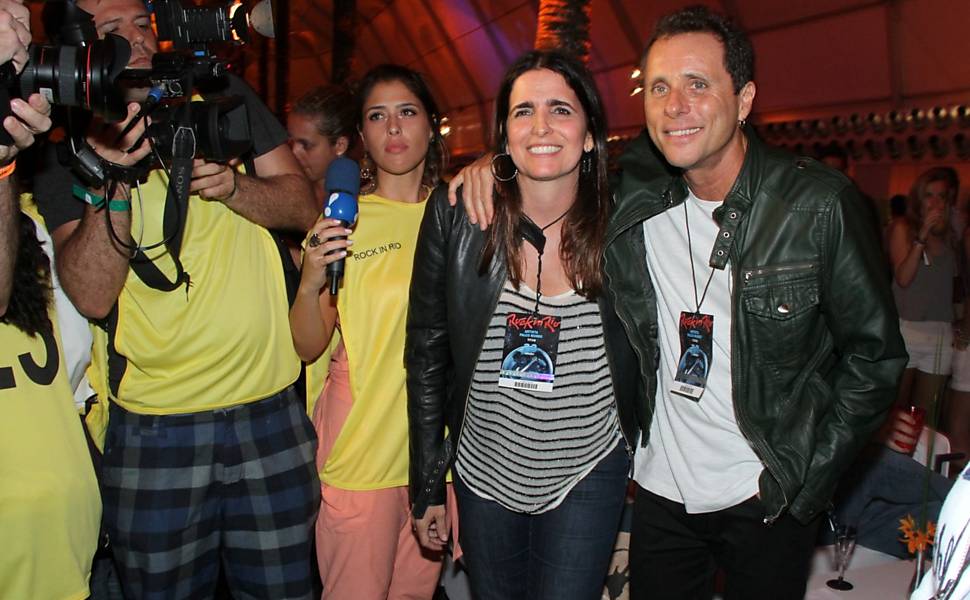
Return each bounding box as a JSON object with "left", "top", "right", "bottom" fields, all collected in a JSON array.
[
  {"left": 0, "top": 3, "right": 103, "bottom": 600},
  {"left": 33, "top": 1, "right": 320, "bottom": 598}
]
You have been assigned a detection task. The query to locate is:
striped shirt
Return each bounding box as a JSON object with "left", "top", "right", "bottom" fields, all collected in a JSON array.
[{"left": 455, "top": 281, "right": 622, "bottom": 514}]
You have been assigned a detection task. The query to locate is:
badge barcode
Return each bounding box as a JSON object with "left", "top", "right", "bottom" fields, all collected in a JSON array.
[
  {"left": 515, "top": 381, "right": 539, "bottom": 390},
  {"left": 679, "top": 385, "right": 693, "bottom": 393}
]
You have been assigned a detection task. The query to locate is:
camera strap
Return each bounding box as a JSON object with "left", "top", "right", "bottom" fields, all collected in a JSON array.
[{"left": 129, "top": 124, "right": 195, "bottom": 295}]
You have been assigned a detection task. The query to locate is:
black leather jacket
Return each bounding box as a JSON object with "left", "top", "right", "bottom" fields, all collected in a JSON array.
[
  {"left": 604, "top": 130, "right": 907, "bottom": 524},
  {"left": 406, "top": 185, "right": 646, "bottom": 518}
]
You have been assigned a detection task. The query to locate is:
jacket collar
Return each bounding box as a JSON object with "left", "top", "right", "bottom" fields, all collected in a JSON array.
[{"left": 607, "top": 127, "right": 768, "bottom": 258}]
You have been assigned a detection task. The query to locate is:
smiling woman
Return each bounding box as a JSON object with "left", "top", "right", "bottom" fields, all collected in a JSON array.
[{"left": 407, "top": 50, "right": 643, "bottom": 600}]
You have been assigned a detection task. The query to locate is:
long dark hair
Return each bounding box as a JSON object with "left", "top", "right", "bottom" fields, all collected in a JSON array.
[
  {"left": 1, "top": 212, "right": 52, "bottom": 337},
  {"left": 356, "top": 64, "right": 447, "bottom": 193},
  {"left": 481, "top": 50, "right": 610, "bottom": 299}
]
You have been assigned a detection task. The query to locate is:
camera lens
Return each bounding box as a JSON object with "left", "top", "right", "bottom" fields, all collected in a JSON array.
[{"left": 18, "top": 34, "right": 131, "bottom": 122}]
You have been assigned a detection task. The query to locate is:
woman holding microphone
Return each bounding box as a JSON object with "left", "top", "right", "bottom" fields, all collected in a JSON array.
[{"left": 289, "top": 64, "right": 449, "bottom": 600}]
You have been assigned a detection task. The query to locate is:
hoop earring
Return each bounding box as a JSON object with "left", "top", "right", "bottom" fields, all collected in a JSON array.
[{"left": 491, "top": 153, "right": 517, "bottom": 182}]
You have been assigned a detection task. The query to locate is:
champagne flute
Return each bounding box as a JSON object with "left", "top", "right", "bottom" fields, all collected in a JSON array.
[{"left": 826, "top": 525, "right": 858, "bottom": 590}]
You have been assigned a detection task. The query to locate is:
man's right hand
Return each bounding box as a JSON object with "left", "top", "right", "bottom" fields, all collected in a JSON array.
[
  {"left": 85, "top": 102, "right": 153, "bottom": 169},
  {"left": 448, "top": 153, "right": 496, "bottom": 229}
]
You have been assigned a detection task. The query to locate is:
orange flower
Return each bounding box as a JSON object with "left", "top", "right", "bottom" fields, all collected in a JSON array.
[
  {"left": 899, "top": 515, "right": 916, "bottom": 537},
  {"left": 898, "top": 514, "right": 936, "bottom": 554}
]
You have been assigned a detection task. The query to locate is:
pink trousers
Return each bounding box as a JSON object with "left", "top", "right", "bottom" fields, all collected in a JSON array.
[{"left": 312, "top": 344, "right": 452, "bottom": 599}]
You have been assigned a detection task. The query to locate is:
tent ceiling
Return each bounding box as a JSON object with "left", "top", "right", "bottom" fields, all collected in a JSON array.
[{"left": 261, "top": 0, "right": 970, "bottom": 155}]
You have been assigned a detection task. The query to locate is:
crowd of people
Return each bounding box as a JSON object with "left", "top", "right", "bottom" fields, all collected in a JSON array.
[{"left": 1, "top": 1, "right": 968, "bottom": 600}]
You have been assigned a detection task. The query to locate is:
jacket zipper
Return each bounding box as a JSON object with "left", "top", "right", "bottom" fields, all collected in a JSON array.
[
  {"left": 730, "top": 247, "right": 791, "bottom": 524},
  {"left": 742, "top": 262, "right": 816, "bottom": 284}
]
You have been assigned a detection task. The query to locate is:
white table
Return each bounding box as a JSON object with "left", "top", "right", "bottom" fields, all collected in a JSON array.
[{"left": 805, "top": 558, "right": 916, "bottom": 599}]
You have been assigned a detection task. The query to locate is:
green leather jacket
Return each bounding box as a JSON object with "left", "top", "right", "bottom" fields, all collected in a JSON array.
[{"left": 603, "top": 130, "right": 907, "bottom": 524}]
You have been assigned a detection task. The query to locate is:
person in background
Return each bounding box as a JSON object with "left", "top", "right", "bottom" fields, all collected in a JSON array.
[
  {"left": 825, "top": 408, "right": 952, "bottom": 558},
  {"left": 289, "top": 64, "right": 449, "bottom": 600},
  {"left": 287, "top": 85, "right": 358, "bottom": 409},
  {"left": 288, "top": 85, "right": 356, "bottom": 211},
  {"left": 947, "top": 171, "right": 970, "bottom": 474},
  {"left": 889, "top": 167, "right": 959, "bottom": 410}
]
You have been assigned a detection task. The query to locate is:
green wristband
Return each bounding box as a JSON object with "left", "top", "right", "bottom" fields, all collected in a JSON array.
[
  {"left": 73, "top": 184, "right": 104, "bottom": 207},
  {"left": 106, "top": 198, "right": 130, "bottom": 212},
  {"left": 73, "top": 184, "right": 130, "bottom": 212}
]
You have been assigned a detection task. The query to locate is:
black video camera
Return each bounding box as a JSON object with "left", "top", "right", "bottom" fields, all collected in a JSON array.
[
  {"left": 115, "top": 0, "right": 264, "bottom": 166},
  {"left": 147, "top": 96, "right": 252, "bottom": 164}
]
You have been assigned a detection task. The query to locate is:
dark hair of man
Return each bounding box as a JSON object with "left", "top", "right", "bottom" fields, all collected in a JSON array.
[
  {"left": 642, "top": 4, "right": 754, "bottom": 94},
  {"left": 481, "top": 49, "right": 610, "bottom": 299},
  {"left": 290, "top": 85, "right": 357, "bottom": 153},
  {"left": 907, "top": 166, "right": 959, "bottom": 227},
  {"left": 355, "top": 64, "right": 448, "bottom": 192},
  {"left": 1, "top": 212, "right": 53, "bottom": 337}
]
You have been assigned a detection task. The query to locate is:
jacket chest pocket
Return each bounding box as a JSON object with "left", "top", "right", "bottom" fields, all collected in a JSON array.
[{"left": 742, "top": 267, "right": 821, "bottom": 365}]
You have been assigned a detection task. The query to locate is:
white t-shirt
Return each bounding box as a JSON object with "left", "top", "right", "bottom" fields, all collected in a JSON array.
[
  {"left": 32, "top": 216, "right": 93, "bottom": 410},
  {"left": 911, "top": 463, "right": 970, "bottom": 600},
  {"left": 634, "top": 188, "right": 763, "bottom": 513}
]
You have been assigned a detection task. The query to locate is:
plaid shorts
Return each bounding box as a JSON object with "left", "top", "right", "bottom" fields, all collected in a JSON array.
[{"left": 101, "top": 387, "right": 320, "bottom": 600}]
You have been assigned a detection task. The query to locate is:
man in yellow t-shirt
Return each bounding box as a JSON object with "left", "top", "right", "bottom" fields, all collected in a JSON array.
[
  {"left": 0, "top": 4, "right": 100, "bottom": 597},
  {"left": 32, "top": 1, "right": 321, "bottom": 597}
]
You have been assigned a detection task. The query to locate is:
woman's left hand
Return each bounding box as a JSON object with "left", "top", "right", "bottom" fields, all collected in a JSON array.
[{"left": 413, "top": 504, "right": 449, "bottom": 551}]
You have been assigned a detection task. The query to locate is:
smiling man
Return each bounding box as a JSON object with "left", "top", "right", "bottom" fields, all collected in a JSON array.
[{"left": 602, "top": 6, "right": 907, "bottom": 599}]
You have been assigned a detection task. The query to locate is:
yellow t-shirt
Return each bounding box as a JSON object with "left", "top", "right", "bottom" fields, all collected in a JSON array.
[
  {"left": 0, "top": 315, "right": 101, "bottom": 600},
  {"left": 321, "top": 193, "right": 427, "bottom": 489},
  {"left": 106, "top": 167, "right": 300, "bottom": 414}
]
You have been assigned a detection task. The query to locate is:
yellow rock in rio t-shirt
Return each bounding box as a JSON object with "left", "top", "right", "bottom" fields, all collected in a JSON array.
[
  {"left": 0, "top": 315, "right": 101, "bottom": 600},
  {"left": 322, "top": 192, "right": 428, "bottom": 489}
]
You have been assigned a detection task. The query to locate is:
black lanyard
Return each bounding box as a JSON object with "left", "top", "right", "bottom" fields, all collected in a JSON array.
[
  {"left": 519, "top": 208, "right": 570, "bottom": 314},
  {"left": 684, "top": 200, "right": 717, "bottom": 313}
]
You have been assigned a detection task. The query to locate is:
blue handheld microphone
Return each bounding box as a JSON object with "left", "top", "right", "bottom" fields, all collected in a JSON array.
[{"left": 323, "top": 157, "right": 360, "bottom": 296}]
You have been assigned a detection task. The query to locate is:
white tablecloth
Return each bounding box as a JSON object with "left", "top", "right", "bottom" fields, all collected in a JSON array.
[{"left": 805, "top": 559, "right": 916, "bottom": 599}]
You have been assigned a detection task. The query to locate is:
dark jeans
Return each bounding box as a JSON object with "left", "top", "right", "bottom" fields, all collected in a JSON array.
[
  {"left": 630, "top": 486, "right": 822, "bottom": 600},
  {"left": 455, "top": 442, "right": 629, "bottom": 600}
]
